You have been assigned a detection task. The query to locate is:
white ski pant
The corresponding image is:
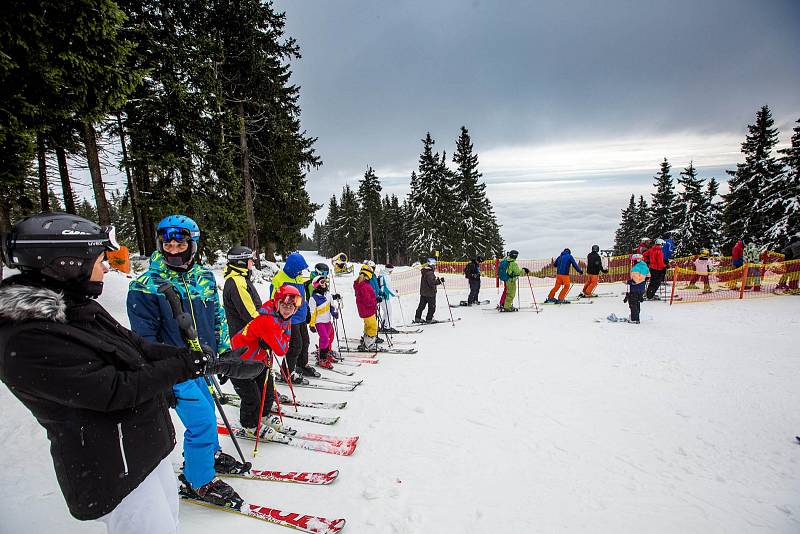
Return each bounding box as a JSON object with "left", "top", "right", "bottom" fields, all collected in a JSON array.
[
  {"left": 97, "top": 456, "right": 180, "bottom": 534},
  {"left": 379, "top": 299, "right": 392, "bottom": 328}
]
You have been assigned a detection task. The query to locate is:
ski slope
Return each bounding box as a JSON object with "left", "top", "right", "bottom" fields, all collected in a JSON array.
[{"left": 1, "top": 252, "right": 799, "bottom": 533}]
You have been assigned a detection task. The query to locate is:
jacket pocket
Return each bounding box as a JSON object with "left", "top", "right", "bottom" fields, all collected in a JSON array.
[{"left": 117, "top": 422, "right": 129, "bottom": 477}]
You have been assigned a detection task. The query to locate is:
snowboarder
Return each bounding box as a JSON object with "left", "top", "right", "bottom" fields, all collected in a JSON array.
[
  {"left": 0, "top": 213, "right": 258, "bottom": 533},
  {"left": 222, "top": 245, "right": 262, "bottom": 335},
  {"left": 580, "top": 245, "right": 608, "bottom": 298},
  {"left": 498, "top": 250, "right": 528, "bottom": 311},
  {"left": 269, "top": 252, "right": 318, "bottom": 381},
  {"left": 464, "top": 256, "right": 484, "bottom": 305},
  {"left": 377, "top": 263, "right": 398, "bottom": 332},
  {"left": 230, "top": 284, "right": 299, "bottom": 439},
  {"left": 545, "top": 248, "right": 583, "bottom": 304},
  {"left": 644, "top": 239, "right": 667, "bottom": 300},
  {"left": 354, "top": 263, "right": 379, "bottom": 349},
  {"left": 413, "top": 259, "right": 444, "bottom": 322},
  {"left": 127, "top": 214, "right": 260, "bottom": 510},
  {"left": 626, "top": 253, "right": 650, "bottom": 323},
  {"left": 309, "top": 275, "right": 338, "bottom": 367}
]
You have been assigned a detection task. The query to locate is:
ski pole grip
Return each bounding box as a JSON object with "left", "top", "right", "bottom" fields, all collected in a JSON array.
[{"left": 157, "top": 282, "right": 202, "bottom": 351}]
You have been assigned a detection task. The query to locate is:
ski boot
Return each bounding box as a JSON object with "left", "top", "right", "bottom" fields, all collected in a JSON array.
[
  {"left": 577, "top": 292, "right": 586, "bottom": 298},
  {"left": 316, "top": 353, "right": 334, "bottom": 370},
  {"left": 358, "top": 335, "right": 378, "bottom": 351},
  {"left": 276, "top": 371, "right": 308, "bottom": 385},
  {"left": 556, "top": 299, "right": 571, "bottom": 304},
  {"left": 500, "top": 306, "right": 518, "bottom": 312},
  {"left": 300, "top": 364, "right": 321, "bottom": 378},
  {"left": 544, "top": 297, "right": 558, "bottom": 303},
  {"left": 179, "top": 474, "right": 243, "bottom": 509},
  {"left": 213, "top": 450, "right": 251, "bottom": 475},
  {"left": 684, "top": 283, "right": 698, "bottom": 290}
]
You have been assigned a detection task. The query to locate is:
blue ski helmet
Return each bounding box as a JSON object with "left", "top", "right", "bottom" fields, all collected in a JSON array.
[{"left": 156, "top": 214, "right": 200, "bottom": 270}]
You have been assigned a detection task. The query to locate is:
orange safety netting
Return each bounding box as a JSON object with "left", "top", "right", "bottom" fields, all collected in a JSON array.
[{"left": 106, "top": 246, "right": 131, "bottom": 273}]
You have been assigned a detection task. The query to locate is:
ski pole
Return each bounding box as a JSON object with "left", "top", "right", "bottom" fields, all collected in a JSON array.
[
  {"left": 329, "top": 272, "right": 350, "bottom": 351},
  {"left": 395, "top": 294, "right": 406, "bottom": 327},
  {"left": 526, "top": 274, "right": 541, "bottom": 313},
  {"left": 253, "top": 360, "right": 271, "bottom": 456},
  {"left": 376, "top": 299, "right": 393, "bottom": 347},
  {"left": 440, "top": 278, "right": 456, "bottom": 327},
  {"left": 157, "top": 283, "right": 251, "bottom": 469}
]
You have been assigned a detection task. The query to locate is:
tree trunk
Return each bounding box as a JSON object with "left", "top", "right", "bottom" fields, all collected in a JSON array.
[
  {"left": 37, "top": 132, "right": 49, "bottom": 211},
  {"left": 55, "top": 145, "right": 76, "bottom": 214},
  {"left": 116, "top": 112, "right": 145, "bottom": 254},
  {"left": 239, "top": 102, "right": 258, "bottom": 250},
  {"left": 139, "top": 165, "right": 156, "bottom": 255},
  {"left": 82, "top": 122, "right": 111, "bottom": 225}
]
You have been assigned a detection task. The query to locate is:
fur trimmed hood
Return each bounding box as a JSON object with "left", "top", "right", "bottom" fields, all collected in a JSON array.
[{"left": 0, "top": 283, "right": 67, "bottom": 323}]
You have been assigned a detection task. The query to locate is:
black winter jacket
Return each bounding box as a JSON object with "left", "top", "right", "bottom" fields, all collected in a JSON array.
[
  {"left": 0, "top": 277, "right": 196, "bottom": 520},
  {"left": 223, "top": 265, "right": 263, "bottom": 335},
  {"left": 464, "top": 261, "right": 481, "bottom": 280},
  {"left": 419, "top": 266, "right": 442, "bottom": 297},
  {"left": 586, "top": 252, "right": 607, "bottom": 275},
  {"left": 783, "top": 241, "right": 800, "bottom": 261}
]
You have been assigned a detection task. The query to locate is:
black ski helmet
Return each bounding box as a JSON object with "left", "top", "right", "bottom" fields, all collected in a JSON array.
[
  {"left": 227, "top": 245, "right": 254, "bottom": 268},
  {"left": 314, "top": 262, "right": 330, "bottom": 274},
  {"left": 592, "top": 244, "right": 600, "bottom": 253},
  {"left": 508, "top": 250, "right": 519, "bottom": 259},
  {"left": 1, "top": 212, "right": 119, "bottom": 282}
]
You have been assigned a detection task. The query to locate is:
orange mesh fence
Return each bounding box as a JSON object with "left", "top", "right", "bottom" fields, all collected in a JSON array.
[{"left": 669, "top": 258, "right": 800, "bottom": 303}]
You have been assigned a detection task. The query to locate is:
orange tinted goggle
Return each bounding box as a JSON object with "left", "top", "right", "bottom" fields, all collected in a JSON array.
[{"left": 278, "top": 294, "right": 302, "bottom": 308}]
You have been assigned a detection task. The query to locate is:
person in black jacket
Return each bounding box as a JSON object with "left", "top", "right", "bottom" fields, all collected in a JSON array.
[
  {"left": 579, "top": 245, "right": 608, "bottom": 298},
  {"left": 414, "top": 259, "right": 443, "bottom": 323},
  {"left": 0, "top": 213, "right": 259, "bottom": 534},
  {"left": 464, "top": 256, "right": 483, "bottom": 305},
  {"left": 222, "top": 245, "right": 262, "bottom": 335}
]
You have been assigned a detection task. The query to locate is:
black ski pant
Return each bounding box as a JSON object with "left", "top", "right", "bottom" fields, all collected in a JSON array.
[
  {"left": 415, "top": 295, "right": 437, "bottom": 321},
  {"left": 230, "top": 367, "right": 273, "bottom": 429},
  {"left": 467, "top": 278, "right": 481, "bottom": 304},
  {"left": 628, "top": 291, "right": 644, "bottom": 322},
  {"left": 285, "top": 321, "right": 310, "bottom": 374},
  {"left": 646, "top": 268, "right": 666, "bottom": 299}
]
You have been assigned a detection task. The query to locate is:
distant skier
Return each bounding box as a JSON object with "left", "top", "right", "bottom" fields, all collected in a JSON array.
[
  {"left": 464, "top": 256, "right": 484, "bottom": 305},
  {"left": 779, "top": 235, "right": 800, "bottom": 292},
  {"left": 685, "top": 249, "right": 714, "bottom": 293},
  {"left": 644, "top": 238, "right": 667, "bottom": 300},
  {"left": 743, "top": 240, "right": 762, "bottom": 291},
  {"left": 635, "top": 237, "right": 652, "bottom": 255},
  {"left": 545, "top": 248, "right": 583, "bottom": 304},
  {"left": 414, "top": 259, "right": 443, "bottom": 322},
  {"left": 222, "top": 246, "right": 262, "bottom": 335},
  {"left": 662, "top": 234, "right": 675, "bottom": 265},
  {"left": 377, "top": 263, "right": 398, "bottom": 333},
  {"left": 626, "top": 253, "right": 650, "bottom": 323},
  {"left": 498, "top": 250, "right": 528, "bottom": 311},
  {"left": 354, "top": 264, "right": 379, "bottom": 349},
  {"left": 579, "top": 245, "right": 608, "bottom": 298},
  {"left": 308, "top": 274, "right": 338, "bottom": 367}
]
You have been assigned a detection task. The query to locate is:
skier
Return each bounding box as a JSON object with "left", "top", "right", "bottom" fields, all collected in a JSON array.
[
  {"left": 685, "top": 249, "right": 714, "bottom": 293},
  {"left": 353, "top": 264, "right": 379, "bottom": 349},
  {"left": 545, "top": 248, "right": 583, "bottom": 304},
  {"left": 269, "top": 252, "right": 318, "bottom": 381},
  {"left": 230, "top": 284, "right": 300, "bottom": 439},
  {"left": 309, "top": 274, "right": 338, "bottom": 367},
  {"left": 644, "top": 238, "right": 667, "bottom": 300},
  {"left": 743, "top": 240, "right": 761, "bottom": 291},
  {"left": 635, "top": 237, "right": 652, "bottom": 255},
  {"left": 377, "top": 263, "right": 398, "bottom": 333},
  {"left": 222, "top": 245, "right": 262, "bottom": 335},
  {"left": 498, "top": 250, "right": 528, "bottom": 311},
  {"left": 414, "top": 259, "right": 444, "bottom": 322},
  {"left": 127, "top": 214, "right": 258, "bottom": 509},
  {"left": 779, "top": 235, "right": 800, "bottom": 292},
  {"left": 579, "top": 245, "right": 608, "bottom": 298},
  {"left": 662, "top": 234, "right": 675, "bottom": 265},
  {"left": 626, "top": 253, "right": 650, "bottom": 323},
  {"left": 0, "top": 213, "right": 257, "bottom": 534},
  {"left": 731, "top": 239, "right": 744, "bottom": 268},
  {"left": 464, "top": 256, "right": 483, "bottom": 305}
]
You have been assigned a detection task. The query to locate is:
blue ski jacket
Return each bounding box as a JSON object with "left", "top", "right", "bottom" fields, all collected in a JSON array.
[{"left": 554, "top": 249, "right": 583, "bottom": 275}]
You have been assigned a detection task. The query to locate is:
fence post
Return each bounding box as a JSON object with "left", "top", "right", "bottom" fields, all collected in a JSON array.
[
  {"left": 669, "top": 267, "right": 678, "bottom": 305},
  {"left": 495, "top": 257, "right": 500, "bottom": 289},
  {"left": 739, "top": 263, "right": 748, "bottom": 300}
]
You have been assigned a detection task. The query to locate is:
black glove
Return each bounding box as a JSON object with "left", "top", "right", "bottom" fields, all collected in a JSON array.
[
  {"left": 187, "top": 346, "right": 264, "bottom": 379},
  {"left": 522, "top": 267, "right": 530, "bottom": 275},
  {"left": 332, "top": 293, "right": 342, "bottom": 301},
  {"left": 309, "top": 325, "right": 317, "bottom": 333},
  {"left": 439, "top": 277, "right": 445, "bottom": 283},
  {"left": 376, "top": 296, "right": 383, "bottom": 303},
  {"left": 623, "top": 293, "right": 629, "bottom": 303}
]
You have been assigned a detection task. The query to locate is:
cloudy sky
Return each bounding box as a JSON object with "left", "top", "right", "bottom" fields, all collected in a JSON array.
[{"left": 272, "top": 0, "right": 800, "bottom": 257}]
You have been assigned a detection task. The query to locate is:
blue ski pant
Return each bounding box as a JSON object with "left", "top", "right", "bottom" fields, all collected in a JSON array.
[{"left": 174, "top": 377, "right": 220, "bottom": 489}]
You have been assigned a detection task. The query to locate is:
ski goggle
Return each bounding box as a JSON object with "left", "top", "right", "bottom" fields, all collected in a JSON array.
[
  {"left": 101, "top": 225, "right": 121, "bottom": 251},
  {"left": 158, "top": 227, "right": 192, "bottom": 244},
  {"left": 277, "top": 294, "right": 302, "bottom": 308}
]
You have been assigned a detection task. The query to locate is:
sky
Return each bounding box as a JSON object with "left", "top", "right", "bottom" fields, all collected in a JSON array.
[{"left": 269, "top": 0, "right": 800, "bottom": 257}]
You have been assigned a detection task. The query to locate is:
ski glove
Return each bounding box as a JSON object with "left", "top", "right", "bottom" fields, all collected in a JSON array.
[
  {"left": 331, "top": 309, "right": 339, "bottom": 319},
  {"left": 332, "top": 293, "right": 342, "bottom": 301},
  {"left": 522, "top": 267, "right": 531, "bottom": 275},
  {"left": 439, "top": 277, "right": 445, "bottom": 284},
  {"left": 186, "top": 346, "right": 263, "bottom": 379},
  {"left": 309, "top": 325, "right": 317, "bottom": 333},
  {"left": 376, "top": 296, "right": 383, "bottom": 303}
]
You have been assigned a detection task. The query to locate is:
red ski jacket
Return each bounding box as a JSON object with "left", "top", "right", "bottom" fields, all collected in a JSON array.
[
  {"left": 231, "top": 300, "right": 291, "bottom": 362},
  {"left": 645, "top": 244, "right": 666, "bottom": 270}
]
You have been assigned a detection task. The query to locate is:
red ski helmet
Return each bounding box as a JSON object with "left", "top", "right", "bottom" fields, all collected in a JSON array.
[{"left": 274, "top": 284, "right": 302, "bottom": 308}]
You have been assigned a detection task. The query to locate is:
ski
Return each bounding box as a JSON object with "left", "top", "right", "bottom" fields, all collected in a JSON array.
[
  {"left": 339, "top": 347, "right": 417, "bottom": 355},
  {"left": 338, "top": 356, "right": 379, "bottom": 364},
  {"left": 541, "top": 300, "right": 594, "bottom": 305},
  {"left": 274, "top": 427, "right": 359, "bottom": 448},
  {"left": 218, "top": 424, "right": 357, "bottom": 456},
  {"left": 179, "top": 494, "right": 346, "bottom": 533},
  {"left": 223, "top": 393, "right": 347, "bottom": 411},
  {"left": 177, "top": 467, "right": 340, "bottom": 486},
  {"left": 575, "top": 292, "right": 615, "bottom": 299},
  {"left": 342, "top": 337, "right": 416, "bottom": 346},
  {"left": 410, "top": 318, "right": 461, "bottom": 325},
  {"left": 275, "top": 378, "right": 356, "bottom": 392},
  {"left": 379, "top": 328, "right": 423, "bottom": 334},
  {"left": 481, "top": 306, "right": 542, "bottom": 313},
  {"left": 451, "top": 299, "right": 491, "bottom": 308},
  {"left": 271, "top": 410, "right": 340, "bottom": 425},
  {"left": 311, "top": 375, "right": 363, "bottom": 387},
  {"left": 317, "top": 365, "right": 354, "bottom": 376}
]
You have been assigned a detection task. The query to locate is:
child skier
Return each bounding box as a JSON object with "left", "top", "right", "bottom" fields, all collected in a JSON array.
[
  {"left": 230, "top": 285, "right": 299, "bottom": 439},
  {"left": 545, "top": 248, "right": 583, "bottom": 303},
  {"left": 354, "top": 264, "right": 379, "bottom": 350},
  {"left": 377, "top": 264, "right": 398, "bottom": 333},
  {"left": 464, "top": 256, "right": 483, "bottom": 305},
  {"left": 626, "top": 253, "right": 650, "bottom": 323},
  {"left": 309, "top": 275, "right": 338, "bottom": 368},
  {"left": 685, "top": 250, "right": 714, "bottom": 293}
]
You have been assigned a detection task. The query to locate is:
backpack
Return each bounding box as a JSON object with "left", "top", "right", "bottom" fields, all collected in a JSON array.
[{"left": 498, "top": 259, "right": 510, "bottom": 282}]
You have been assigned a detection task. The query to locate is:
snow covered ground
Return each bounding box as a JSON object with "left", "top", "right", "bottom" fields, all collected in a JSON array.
[{"left": 2, "top": 252, "right": 799, "bottom": 533}]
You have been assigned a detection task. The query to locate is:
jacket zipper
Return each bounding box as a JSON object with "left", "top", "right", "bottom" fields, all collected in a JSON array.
[{"left": 117, "top": 422, "right": 129, "bottom": 477}]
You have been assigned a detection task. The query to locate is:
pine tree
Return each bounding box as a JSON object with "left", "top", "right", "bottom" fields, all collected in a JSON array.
[
  {"left": 357, "top": 166, "right": 383, "bottom": 260},
  {"left": 647, "top": 158, "right": 679, "bottom": 240},
  {"left": 635, "top": 195, "right": 651, "bottom": 243},
  {"left": 451, "top": 126, "right": 503, "bottom": 259},
  {"left": 764, "top": 118, "right": 800, "bottom": 249},
  {"left": 407, "top": 134, "right": 444, "bottom": 259},
  {"left": 613, "top": 195, "right": 637, "bottom": 254},
  {"left": 337, "top": 185, "right": 361, "bottom": 260},
  {"left": 321, "top": 195, "right": 340, "bottom": 258},
  {"left": 705, "top": 177, "right": 723, "bottom": 252},
  {"left": 722, "top": 105, "right": 784, "bottom": 249},
  {"left": 673, "top": 162, "right": 707, "bottom": 255}
]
